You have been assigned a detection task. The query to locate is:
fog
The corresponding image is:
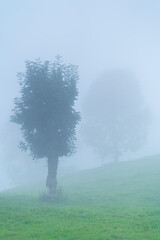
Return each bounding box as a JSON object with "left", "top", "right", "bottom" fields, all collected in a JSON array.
[{"left": 1, "top": 0, "right": 160, "bottom": 191}]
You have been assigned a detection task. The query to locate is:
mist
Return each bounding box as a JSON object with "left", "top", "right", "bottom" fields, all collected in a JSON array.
[{"left": 1, "top": 0, "right": 160, "bottom": 191}]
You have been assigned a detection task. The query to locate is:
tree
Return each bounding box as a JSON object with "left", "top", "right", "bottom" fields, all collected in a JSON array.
[
  {"left": 11, "top": 57, "right": 80, "bottom": 196},
  {"left": 82, "top": 70, "right": 150, "bottom": 163}
]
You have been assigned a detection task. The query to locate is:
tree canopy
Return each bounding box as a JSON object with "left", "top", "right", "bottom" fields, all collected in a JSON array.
[
  {"left": 11, "top": 57, "right": 80, "bottom": 159},
  {"left": 82, "top": 70, "right": 150, "bottom": 162}
]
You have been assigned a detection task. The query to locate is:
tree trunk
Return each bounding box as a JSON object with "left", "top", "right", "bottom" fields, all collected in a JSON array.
[{"left": 46, "top": 154, "right": 58, "bottom": 196}]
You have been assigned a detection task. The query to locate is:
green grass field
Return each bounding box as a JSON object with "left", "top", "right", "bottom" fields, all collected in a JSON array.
[{"left": 0, "top": 155, "right": 160, "bottom": 240}]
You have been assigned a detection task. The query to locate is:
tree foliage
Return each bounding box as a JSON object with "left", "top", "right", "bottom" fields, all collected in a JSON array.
[
  {"left": 11, "top": 57, "right": 80, "bottom": 160},
  {"left": 82, "top": 70, "right": 150, "bottom": 162}
]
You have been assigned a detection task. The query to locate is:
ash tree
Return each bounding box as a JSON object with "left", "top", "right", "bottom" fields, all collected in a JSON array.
[
  {"left": 82, "top": 70, "right": 150, "bottom": 163},
  {"left": 11, "top": 57, "right": 80, "bottom": 196}
]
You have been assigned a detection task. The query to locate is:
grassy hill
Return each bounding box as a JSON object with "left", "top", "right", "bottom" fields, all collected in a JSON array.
[{"left": 0, "top": 155, "right": 160, "bottom": 240}]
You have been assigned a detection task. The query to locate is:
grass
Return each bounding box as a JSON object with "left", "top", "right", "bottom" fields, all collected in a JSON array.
[{"left": 0, "top": 155, "right": 160, "bottom": 239}]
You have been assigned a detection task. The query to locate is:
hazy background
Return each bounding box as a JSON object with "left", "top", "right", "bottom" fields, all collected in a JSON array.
[{"left": 1, "top": 0, "right": 160, "bottom": 190}]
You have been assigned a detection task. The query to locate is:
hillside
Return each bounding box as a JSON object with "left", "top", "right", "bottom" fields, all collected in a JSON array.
[
  {"left": 0, "top": 155, "right": 160, "bottom": 240},
  {"left": 61, "top": 155, "right": 160, "bottom": 207}
]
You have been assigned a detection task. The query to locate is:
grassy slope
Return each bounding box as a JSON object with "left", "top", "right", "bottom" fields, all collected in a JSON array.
[{"left": 0, "top": 155, "right": 160, "bottom": 240}]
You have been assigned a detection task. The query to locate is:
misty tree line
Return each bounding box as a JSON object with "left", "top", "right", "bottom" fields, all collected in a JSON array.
[
  {"left": 11, "top": 57, "right": 150, "bottom": 197},
  {"left": 82, "top": 70, "right": 150, "bottom": 163}
]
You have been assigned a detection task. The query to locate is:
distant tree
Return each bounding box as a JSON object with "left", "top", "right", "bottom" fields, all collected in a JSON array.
[
  {"left": 11, "top": 57, "right": 80, "bottom": 196},
  {"left": 82, "top": 70, "right": 150, "bottom": 163}
]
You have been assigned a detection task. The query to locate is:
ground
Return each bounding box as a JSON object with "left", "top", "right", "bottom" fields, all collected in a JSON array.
[{"left": 0, "top": 155, "right": 160, "bottom": 240}]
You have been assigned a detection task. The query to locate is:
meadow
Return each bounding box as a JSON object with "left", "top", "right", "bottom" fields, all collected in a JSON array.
[{"left": 0, "top": 155, "right": 160, "bottom": 240}]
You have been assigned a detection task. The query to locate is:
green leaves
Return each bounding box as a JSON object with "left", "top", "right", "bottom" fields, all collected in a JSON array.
[{"left": 11, "top": 57, "right": 80, "bottom": 159}]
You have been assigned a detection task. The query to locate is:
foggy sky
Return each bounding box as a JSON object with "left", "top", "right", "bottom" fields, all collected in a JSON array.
[{"left": 1, "top": 0, "right": 160, "bottom": 189}]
